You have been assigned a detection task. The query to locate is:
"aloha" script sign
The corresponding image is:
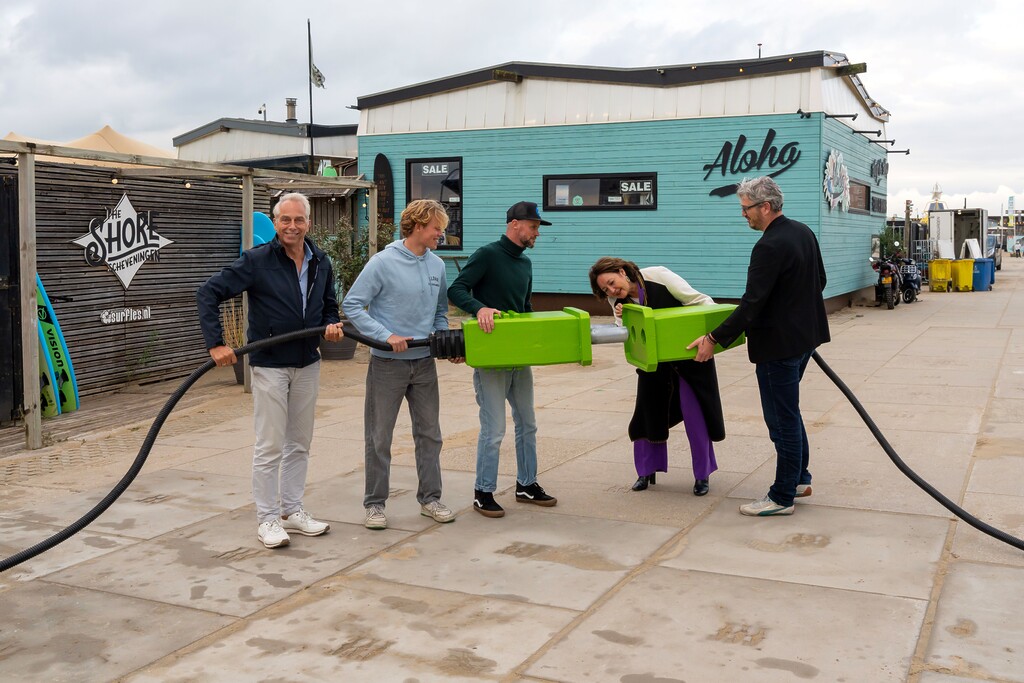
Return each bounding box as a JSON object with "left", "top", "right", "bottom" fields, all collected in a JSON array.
[{"left": 703, "top": 128, "right": 801, "bottom": 197}]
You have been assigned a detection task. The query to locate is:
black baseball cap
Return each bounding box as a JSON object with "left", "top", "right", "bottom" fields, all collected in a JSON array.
[{"left": 506, "top": 201, "right": 552, "bottom": 226}]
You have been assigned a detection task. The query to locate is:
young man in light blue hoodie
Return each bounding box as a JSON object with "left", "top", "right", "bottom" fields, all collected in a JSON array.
[{"left": 342, "top": 199, "right": 459, "bottom": 530}]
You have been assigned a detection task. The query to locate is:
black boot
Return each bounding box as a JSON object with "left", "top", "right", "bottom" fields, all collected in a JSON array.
[
  {"left": 631, "top": 473, "right": 656, "bottom": 491},
  {"left": 693, "top": 478, "right": 709, "bottom": 496}
]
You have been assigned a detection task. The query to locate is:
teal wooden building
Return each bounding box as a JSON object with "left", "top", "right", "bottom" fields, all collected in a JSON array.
[{"left": 355, "top": 51, "right": 895, "bottom": 309}]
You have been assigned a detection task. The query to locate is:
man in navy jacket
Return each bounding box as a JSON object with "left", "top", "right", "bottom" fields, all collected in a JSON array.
[
  {"left": 197, "top": 192, "right": 344, "bottom": 548},
  {"left": 690, "top": 176, "right": 830, "bottom": 517}
]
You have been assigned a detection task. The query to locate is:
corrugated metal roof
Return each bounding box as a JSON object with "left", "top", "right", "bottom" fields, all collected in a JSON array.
[{"left": 172, "top": 118, "right": 357, "bottom": 147}]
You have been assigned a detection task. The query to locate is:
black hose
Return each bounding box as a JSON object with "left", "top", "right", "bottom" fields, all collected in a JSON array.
[
  {"left": 0, "top": 323, "right": 384, "bottom": 573},
  {"left": 811, "top": 350, "right": 1024, "bottom": 552}
]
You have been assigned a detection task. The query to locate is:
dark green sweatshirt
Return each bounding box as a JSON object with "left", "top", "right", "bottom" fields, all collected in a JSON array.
[{"left": 448, "top": 235, "right": 533, "bottom": 315}]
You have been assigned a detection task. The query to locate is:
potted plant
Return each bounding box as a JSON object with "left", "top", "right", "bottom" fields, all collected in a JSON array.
[
  {"left": 220, "top": 297, "right": 247, "bottom": 383},
  {"left": 310, "top": 217, "right": 396, "bottom": 359}
]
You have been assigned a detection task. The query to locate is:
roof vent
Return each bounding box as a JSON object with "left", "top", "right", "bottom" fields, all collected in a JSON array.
[{"left": 285, "top": 98, "right": 298, "bottom": 123}]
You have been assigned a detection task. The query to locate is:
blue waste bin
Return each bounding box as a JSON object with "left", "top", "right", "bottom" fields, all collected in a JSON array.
[{"left": 973, "top": 258, "right": 994, "bottom": 292}]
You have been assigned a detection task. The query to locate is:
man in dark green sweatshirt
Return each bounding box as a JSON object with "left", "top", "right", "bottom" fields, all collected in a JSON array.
[{"left": 448, "top": 201, "right": 558, "bottom": 518}]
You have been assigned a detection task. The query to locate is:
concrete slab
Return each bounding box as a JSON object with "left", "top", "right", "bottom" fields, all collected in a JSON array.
[
  {"left": 995, "top": 365, "right": 1024, "bottom": 400},
  {"left": 43, "top": 509, "right": 412, "bottom": 617},
  {"left": 0, "top": 581, "right": 233, "bottom": 682},
  {"left": 824, "top": 398, "right": 984, "bottom": 435},
  {"left": 660, "top": 504, "right": 949, "bottom": 599},
  {"left": 948, "top": 492, "right": 1024, "bottom": 568},
  {"left": 917, "top": 673, "right": 988, "bottom": 683},
  {"left": 923, "top": 561, "right": 1024, "bottom": 681},
  {"left": 730, "top": 425, "right": 976, "bottom": 518},
  {"left": 4, "top": 469, "right": 250, "bottom": 540},
  {"left": 350, "top": 510, "right": 679, "bottom": 610},
  {"left": 982, "top": 397, "right": 1024, "bottom": 439},
  {"left": 124, "top": 574, "right": 576, "bottom": 682},
  {"left": 300, "top": 465, "right": 508, "bottom": 531},
  {"left": 528, "top": 566, "right": 926, "bottom": 682},
  {"left": 967, "top": 450, "right": 1024, "bottom": 496},
  {"left": 538, "top": 457, "right": 747, "bottom": 526},
  {"left": 0, "top": 517, "right": 133, "bottom": 590}
]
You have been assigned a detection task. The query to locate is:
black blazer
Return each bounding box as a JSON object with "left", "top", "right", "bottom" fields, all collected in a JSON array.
[{"left": 712, "top": 215, "right": 830, "bottom": 363}]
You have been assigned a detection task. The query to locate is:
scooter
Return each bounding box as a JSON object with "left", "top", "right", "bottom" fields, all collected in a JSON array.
[
  {"left": 897, "top": 258, "right": 921, "bottom": 303},
  {"left": 871, "top": 254, "right": 902, "bottom": 310}
]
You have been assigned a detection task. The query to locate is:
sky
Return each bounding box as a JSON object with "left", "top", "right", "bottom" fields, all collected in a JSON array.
[{"left": 1, "top": 0, "right": 1021, "bottom": 218}]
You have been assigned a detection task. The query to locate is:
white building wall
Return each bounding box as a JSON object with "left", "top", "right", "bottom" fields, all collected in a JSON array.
[
  {"left": 819, "top": 72, "right": 887, "bottom": 135},
  {"left": 360, "top": 69, "right": 871, "bottom": 136},
  {"left": 178, "top": 130, "right": 357, "bottom": 162}
]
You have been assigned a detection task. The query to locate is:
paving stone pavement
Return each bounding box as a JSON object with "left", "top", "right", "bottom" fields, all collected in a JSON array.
[{"left": 2, "top": 259, "right": 1023, "bottom": 682}]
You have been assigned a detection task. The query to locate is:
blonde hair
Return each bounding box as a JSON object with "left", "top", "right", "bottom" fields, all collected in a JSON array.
[{"left": 399, "top": 199, "right": 450, "bottom": 238}]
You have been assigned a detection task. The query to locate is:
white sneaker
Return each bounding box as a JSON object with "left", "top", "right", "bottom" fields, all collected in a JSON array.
[
  {"left": 257, "top": 519, "right": 290, "bottom": 548},
  {"left": 420, "top": 500, "right": 455, "bottom": 523},
  {"left": 281, "top": 509, "right": 330, "bottom": 536},
  {"left": 795, "top": 484, "right": 813, "bottom": 498},
  {"left": 364, "top": 504, "right": 387, "bottom": 530},
  {"left": 739, "top": 494, "right": 794, "bottom": 517}
]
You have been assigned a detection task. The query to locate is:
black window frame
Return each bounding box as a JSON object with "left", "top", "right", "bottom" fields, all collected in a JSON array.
[
  {"left": 406, "top": 156, "right": 463, "bottom": 251},
  {"left": 848, "top": 177, "right": 872, "bottom": 215},
  {"left": 542, "top": 172, "right": 658, "bottom": 211}
]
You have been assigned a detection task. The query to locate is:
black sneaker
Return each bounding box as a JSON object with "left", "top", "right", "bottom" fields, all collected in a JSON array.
[
  {"left": 473, "top": 490, "right": 505, "bottom": 518},
  {"left": 515, "top": 482, "right": 557, "bottom": 507}
]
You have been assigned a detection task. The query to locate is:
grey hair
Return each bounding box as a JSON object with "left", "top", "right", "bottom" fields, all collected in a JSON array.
[
  {"left": 273, "top": 192, "right": 311, "bottom": 218},
  {"left": 736, "top": 176, "right": 784, "bottom": 212}
]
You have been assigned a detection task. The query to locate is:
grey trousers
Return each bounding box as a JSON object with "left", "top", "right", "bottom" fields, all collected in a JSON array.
[
  {"left": 251, "top": 363, "right": 320, "bottom": 524},
  {"left": 363, "top": 355, "right": 443, "bottom": 508}
]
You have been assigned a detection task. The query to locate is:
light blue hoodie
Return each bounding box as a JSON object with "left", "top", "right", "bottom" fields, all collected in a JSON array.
[{"left": 341, "top": 240, "right": 449, "bottom": 359}]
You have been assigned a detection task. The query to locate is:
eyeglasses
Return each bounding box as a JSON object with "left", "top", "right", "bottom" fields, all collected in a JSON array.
[
  {"left": 740, "top": 202, "right": 766, "bottom": 214},
  {"left": 276, "top": 216, "right": 308, "bottom": 226}
]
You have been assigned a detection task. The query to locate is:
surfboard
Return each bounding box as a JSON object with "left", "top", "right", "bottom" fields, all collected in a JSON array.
[
  {"left": 241, "top": 211, "right": 276, "bottom": 253},
  {"left": 36, "top": 274, "right": 80, "bottom": 413},
  {"left": 38, "top": 326, "right": 60, "bottom": 418}
]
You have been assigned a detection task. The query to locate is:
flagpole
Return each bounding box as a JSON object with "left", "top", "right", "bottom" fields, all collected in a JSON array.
[{"left": 307, "top": 19, "right": 315, "bottom": 175}]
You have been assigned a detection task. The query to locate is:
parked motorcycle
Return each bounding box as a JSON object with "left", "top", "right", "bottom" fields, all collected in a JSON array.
[
  {"left": 871, "top": 254, "right": 902, "bottom": 309},
  {"left": 897, "top": 258, "right": 921, "bottom": 303}
]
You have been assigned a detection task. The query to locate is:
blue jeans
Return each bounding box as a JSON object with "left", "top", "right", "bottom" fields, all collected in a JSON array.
[
  {"left": 473, "top": 367, "right": 538, "bottom": 492},
  {"left": 755, "top": 352, "right": 813, "bottom": 507}
]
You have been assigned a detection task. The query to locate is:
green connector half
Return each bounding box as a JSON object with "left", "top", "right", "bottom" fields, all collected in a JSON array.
[
  {"left": 462, "top": 307, "right": 592, "bottom": 369},
  {"left": 620, "top": 303, "right": 745, "bottom": 372}
]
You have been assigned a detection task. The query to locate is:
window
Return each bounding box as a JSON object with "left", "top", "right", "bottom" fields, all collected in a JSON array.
[
  {"left": 849, "top": 179, "right": 870, "bottom": 214},
  {"left": 407, "top": 158, "right": 462, "bottom": 250},
  {"left": 543, "top": 173, "right": 657, "bottom": 211}
]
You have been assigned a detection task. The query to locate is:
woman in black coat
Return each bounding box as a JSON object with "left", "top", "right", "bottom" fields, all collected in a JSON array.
[{"left": 589, "top": 257, "right": 725, "bottom": 496}]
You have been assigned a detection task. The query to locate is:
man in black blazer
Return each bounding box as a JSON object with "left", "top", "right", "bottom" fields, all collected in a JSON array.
[{"left": 689, "top": 176, "right": 830, "bottom": 516}]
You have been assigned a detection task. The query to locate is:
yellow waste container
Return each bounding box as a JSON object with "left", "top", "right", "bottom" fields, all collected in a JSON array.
[
  {"left": 929, "top": 258, "right": 952, "bottom": 292},
  {"left": 951, "top": 259, "right": 974, "bottom": 292}
]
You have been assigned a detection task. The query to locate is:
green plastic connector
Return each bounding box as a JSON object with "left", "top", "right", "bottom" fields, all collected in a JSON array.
[
  {"left": 462, "top": 307, "right": 592, "bottom": 369},
  {"left": 620, "top": 303, "right": 745, "bottom": 372}
]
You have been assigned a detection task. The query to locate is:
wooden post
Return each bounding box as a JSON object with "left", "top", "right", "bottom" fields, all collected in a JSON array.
[
  {"left": 904, "top": 200, "right": 912, "bottom": 257},
  {"left": 367, "top": 187, "right": 379, "bottom": 257},
  {"left": 241, "top": 174, "right": 254, "bottom": 394},
  {"left": 18, "top": 152, "right": 41, "bottom": 450}
]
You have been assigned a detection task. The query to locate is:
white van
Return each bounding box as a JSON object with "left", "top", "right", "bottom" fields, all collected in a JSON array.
[{"left": 986, "top": 234, "right": 1003, "bottom": 271}]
